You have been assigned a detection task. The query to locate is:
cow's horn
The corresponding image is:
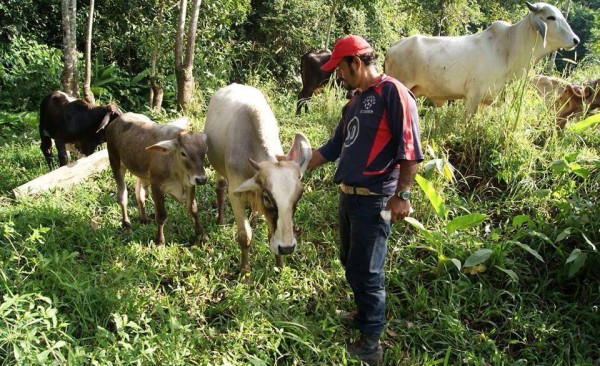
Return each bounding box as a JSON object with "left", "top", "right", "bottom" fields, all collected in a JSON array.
[
  {"left": 526, "top": 2, "right": 540, "bottom": 12},
  {"left": 248, "top": 158, "right": 260, "bottom": 170}
]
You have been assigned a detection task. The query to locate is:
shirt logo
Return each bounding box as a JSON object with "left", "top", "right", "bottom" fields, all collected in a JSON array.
[
  {"left": 361, "top": 95, "right": 376, "bottom": 114},
  {"left": 363, "top": 95, "right": 376, "bottom": 110},
  {"left": 344, "top": 117, "right": 360, "bottom": 147}
]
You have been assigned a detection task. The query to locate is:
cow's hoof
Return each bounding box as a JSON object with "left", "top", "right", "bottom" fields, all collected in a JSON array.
[
  {"left": 122, "top": 223, "right": 132, "bottom": 234},
  {"left": 154, "top": 235, "right": 166, "bottom": 247},
  {"left": 139, "top": 216, "right": 151, "bottom": 224}
]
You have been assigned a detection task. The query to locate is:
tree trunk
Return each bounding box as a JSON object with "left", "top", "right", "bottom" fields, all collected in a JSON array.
[
  {"left": 175, "top": 0, "right": 202, "bottom": 111},
  {"left": 324, "top": 0, "right": 337, "bottom": 50},
  {"left": 149, "top": 0, "right": 165, "bottom": 112},
  {"left": 61, "top": 0, "right": 79, "bottom": 97},
  {"left": 83, "top": 0, "right": 95, "bottom": 104},
  {"left": 150, "top": 75, "right": 164, "bottom": 112}
]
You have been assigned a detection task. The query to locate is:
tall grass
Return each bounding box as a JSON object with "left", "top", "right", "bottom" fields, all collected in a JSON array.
[{"left": 0, "top": 71, "right": 599, "bottom": 365}]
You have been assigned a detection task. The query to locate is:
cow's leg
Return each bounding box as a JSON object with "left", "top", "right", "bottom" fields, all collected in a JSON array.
[
  {"left": 109, "top": 155, "right": 132, "bottom": 233},
  {"left": 296, "top": 88, "right": 312, "bottom": 115},
  {"left": 55, "top": 138, "right": 69, "bottom": 166},
  {"left": 464, "top": 90, "right": 483, "bottom": 121},
  {"left": 135, "top": 179, "right": 150, "bottom": 223},
  {"left": 40, "top": 134, "right": 54, "bottom": 169},
  {"left": 216, "top": 176, "right": 228, "bottom": 225},
  {"left": 230, "top": 195, "right": 252, "bottom": 277},
  {"left": 186, "top": 185, "right": 208, "bottom": 244},
  {"left": 151, "top": 186, "right": 167, "bottom": 246}
]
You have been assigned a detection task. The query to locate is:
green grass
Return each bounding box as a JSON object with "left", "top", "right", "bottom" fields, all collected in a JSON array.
[{"left": 1, "top": 73, "right": 599, "bottom": 365}]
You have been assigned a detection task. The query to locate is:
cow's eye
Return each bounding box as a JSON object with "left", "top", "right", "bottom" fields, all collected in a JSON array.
[
  {"left": 180, "top": 151, "right": 187, "bottom": 158},
  {"left": 547, "top": 16, "right": 556, "bottom": 20},
  {"left": 262, "top": 192, "right": 274, "bottom": 209}
]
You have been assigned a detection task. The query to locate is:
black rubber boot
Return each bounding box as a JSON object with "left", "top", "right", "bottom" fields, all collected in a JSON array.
[{"left": 348, "top": 333, "right": 383, "bottom": 365}]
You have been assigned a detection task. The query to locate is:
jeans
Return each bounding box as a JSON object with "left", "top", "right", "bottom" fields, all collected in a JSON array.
[{"left": 338, "top": 192, "right": 391, "bottom": 335}]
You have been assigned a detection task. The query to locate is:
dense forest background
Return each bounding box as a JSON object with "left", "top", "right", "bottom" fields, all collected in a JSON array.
[{"left": 1, "top": 0, "right": 599, "bottom": 113}]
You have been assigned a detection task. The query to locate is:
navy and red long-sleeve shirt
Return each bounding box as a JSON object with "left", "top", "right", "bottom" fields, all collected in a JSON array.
[{"left": 318, "top": 74, "right": 424, "bottom": 196}]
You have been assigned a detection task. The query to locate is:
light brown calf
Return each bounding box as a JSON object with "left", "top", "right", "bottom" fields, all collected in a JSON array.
[
  {"left": 556, "top": 79, "right": 600, "bottom": 129},
  {"left": 105, "top": 112, "right": 208, "bottom": 245}
]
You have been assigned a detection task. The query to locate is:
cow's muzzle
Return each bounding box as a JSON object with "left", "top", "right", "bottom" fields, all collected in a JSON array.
[
  {"left": 195, "top": 176, "right": 207, "bottom": 185},
  {"left": 278, "top": 244, "right": 296, "bottom": 255}
]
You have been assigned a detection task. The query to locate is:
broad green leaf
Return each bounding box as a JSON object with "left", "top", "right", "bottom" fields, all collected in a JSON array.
[
  {"left": 564, "top": 152, "right": 579, "bottom": 163},
  {"left": 566, "top": 249, "right": 587, "bottom": 277},
  {"left": 566, "top": 248, "right": 582, "bottom": 263},
  {"left": 509, "top": 240, "right": 544, "bottom": 262},
  {"left": 463, "top": 249, "right": 493, "bottom": 267},
  {"left": 555, "top": 227, "right": 572, "bottom": 242},
  {"left": 443, "top": 161, "right": 455, "bottom": 182},
  {"left": 512, "top": 214, "right": 531, "bottom": 227},
  {"left": 528, "top": 231, "right": 552, "bottom": 244},
  {"left": 53, "top": 341, "right": 66, "bottom": 349},
  {"left": 37, "top": 350, "right": 50, "bottom": 363},
  {"left": 423, "top": 159, "right": 442, "bottom": 179},
  {"left": 550, "top": 160, "right": 568, "bottom": 174},
  {"left": 415, "top": 174, "right": 448, "bottom": 219},
  {"left": 571, "top": 166, "right": 590, "bottom": 179},
  {"left": 569, "top": 113, "right": 600, "bottom": 133},
  {"left": 495, "top": 266, "right": 519, "bottom": 282},
  {"left": 450, "top": 258, "right": 462, "bottom": 271},
  {"left": 446, "top": 213, "right": 488, "bottom": 234},
  {"left": 404, "top": 217, "right": 429, "bottom": 232}
]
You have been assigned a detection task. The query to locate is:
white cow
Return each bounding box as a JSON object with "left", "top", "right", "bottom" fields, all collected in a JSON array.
[
  {"left": 205, "top": 83, "right": 312, "bottom": 276},
  {"left": 384, "top": 2, "right": 579, "bottom": 119}
]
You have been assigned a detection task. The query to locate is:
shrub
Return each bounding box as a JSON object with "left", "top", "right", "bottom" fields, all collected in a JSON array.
[{"left": 0, "top": 36, "right": 62, "bottom": 111}]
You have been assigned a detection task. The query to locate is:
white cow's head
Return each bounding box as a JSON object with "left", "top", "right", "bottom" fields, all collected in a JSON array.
[
  {"left": 526, "top": 2, "right": 579, "bottom": 50},
  {"left": 234, "top": 133, "right": 312, "bottom": 256}
]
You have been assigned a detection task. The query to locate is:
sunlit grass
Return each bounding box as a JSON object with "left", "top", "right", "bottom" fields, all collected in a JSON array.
[{"left": 1, "top": 72, "right": 599, "bottom": 365}]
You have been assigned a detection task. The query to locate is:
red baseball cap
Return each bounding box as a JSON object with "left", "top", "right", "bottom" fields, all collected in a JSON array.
[{"left": 321, "top": 35, "right": 373, "bottom": 72}]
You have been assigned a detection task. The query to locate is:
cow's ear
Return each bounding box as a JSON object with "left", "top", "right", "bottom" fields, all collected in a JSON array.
[
  {"left": 233, "top": 174, "right": 260, "bottom": 196},
  {"left": 286, "top": 133, "right": 312, "bottom": 177},
  {"left": 96, "top": 113, "right": 112, "bottom": 133},
  {"left": 569, "top": 84, "right": 584, "bottom": 98},
  {"left": 531, "top": 16, "right": 548, "bottom": 48},
  {"left": 146, "top": 138, "right": 178, "bottom": 153}
]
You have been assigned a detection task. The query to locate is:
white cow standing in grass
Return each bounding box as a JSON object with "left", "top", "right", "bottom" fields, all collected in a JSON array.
[
  {"left": 384, "top": 2, "right": 579, "bottom": 119},
  {"left": 205, "top": 83, "right": 312, "bottom": 276}
]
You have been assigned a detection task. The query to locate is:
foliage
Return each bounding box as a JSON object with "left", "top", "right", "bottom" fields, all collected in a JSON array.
[{"left": 0, "top": 36, "right": 62, "bottom": 111}]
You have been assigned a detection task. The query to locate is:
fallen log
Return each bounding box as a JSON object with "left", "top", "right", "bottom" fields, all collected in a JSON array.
[{"left": 13, "top": 148, "right": 109, "bottom": 198}]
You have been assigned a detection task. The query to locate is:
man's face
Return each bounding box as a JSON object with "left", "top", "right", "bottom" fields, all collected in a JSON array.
[{"left": 335, "top": 57, "right": 358, "bottom": 91}]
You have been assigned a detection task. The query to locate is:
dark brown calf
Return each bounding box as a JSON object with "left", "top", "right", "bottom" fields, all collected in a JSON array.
[
  {"left": 39, "top": 91, "right": 122, "bottom": 168},
  {"left": 556, "top": 79, "right": 600, "bottom": 129},
  {"left": 296, "top": 50, "right": 334, "bottom": 115}
]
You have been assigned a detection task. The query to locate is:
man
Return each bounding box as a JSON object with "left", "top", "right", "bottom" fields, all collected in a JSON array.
[{"left": 307, "top": 35, "right": 424, "bottom": 365}]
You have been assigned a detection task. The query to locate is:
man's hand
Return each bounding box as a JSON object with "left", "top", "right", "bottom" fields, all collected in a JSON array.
[{"left": 384, "top": 195, "right": 412, "bottom": 223}]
